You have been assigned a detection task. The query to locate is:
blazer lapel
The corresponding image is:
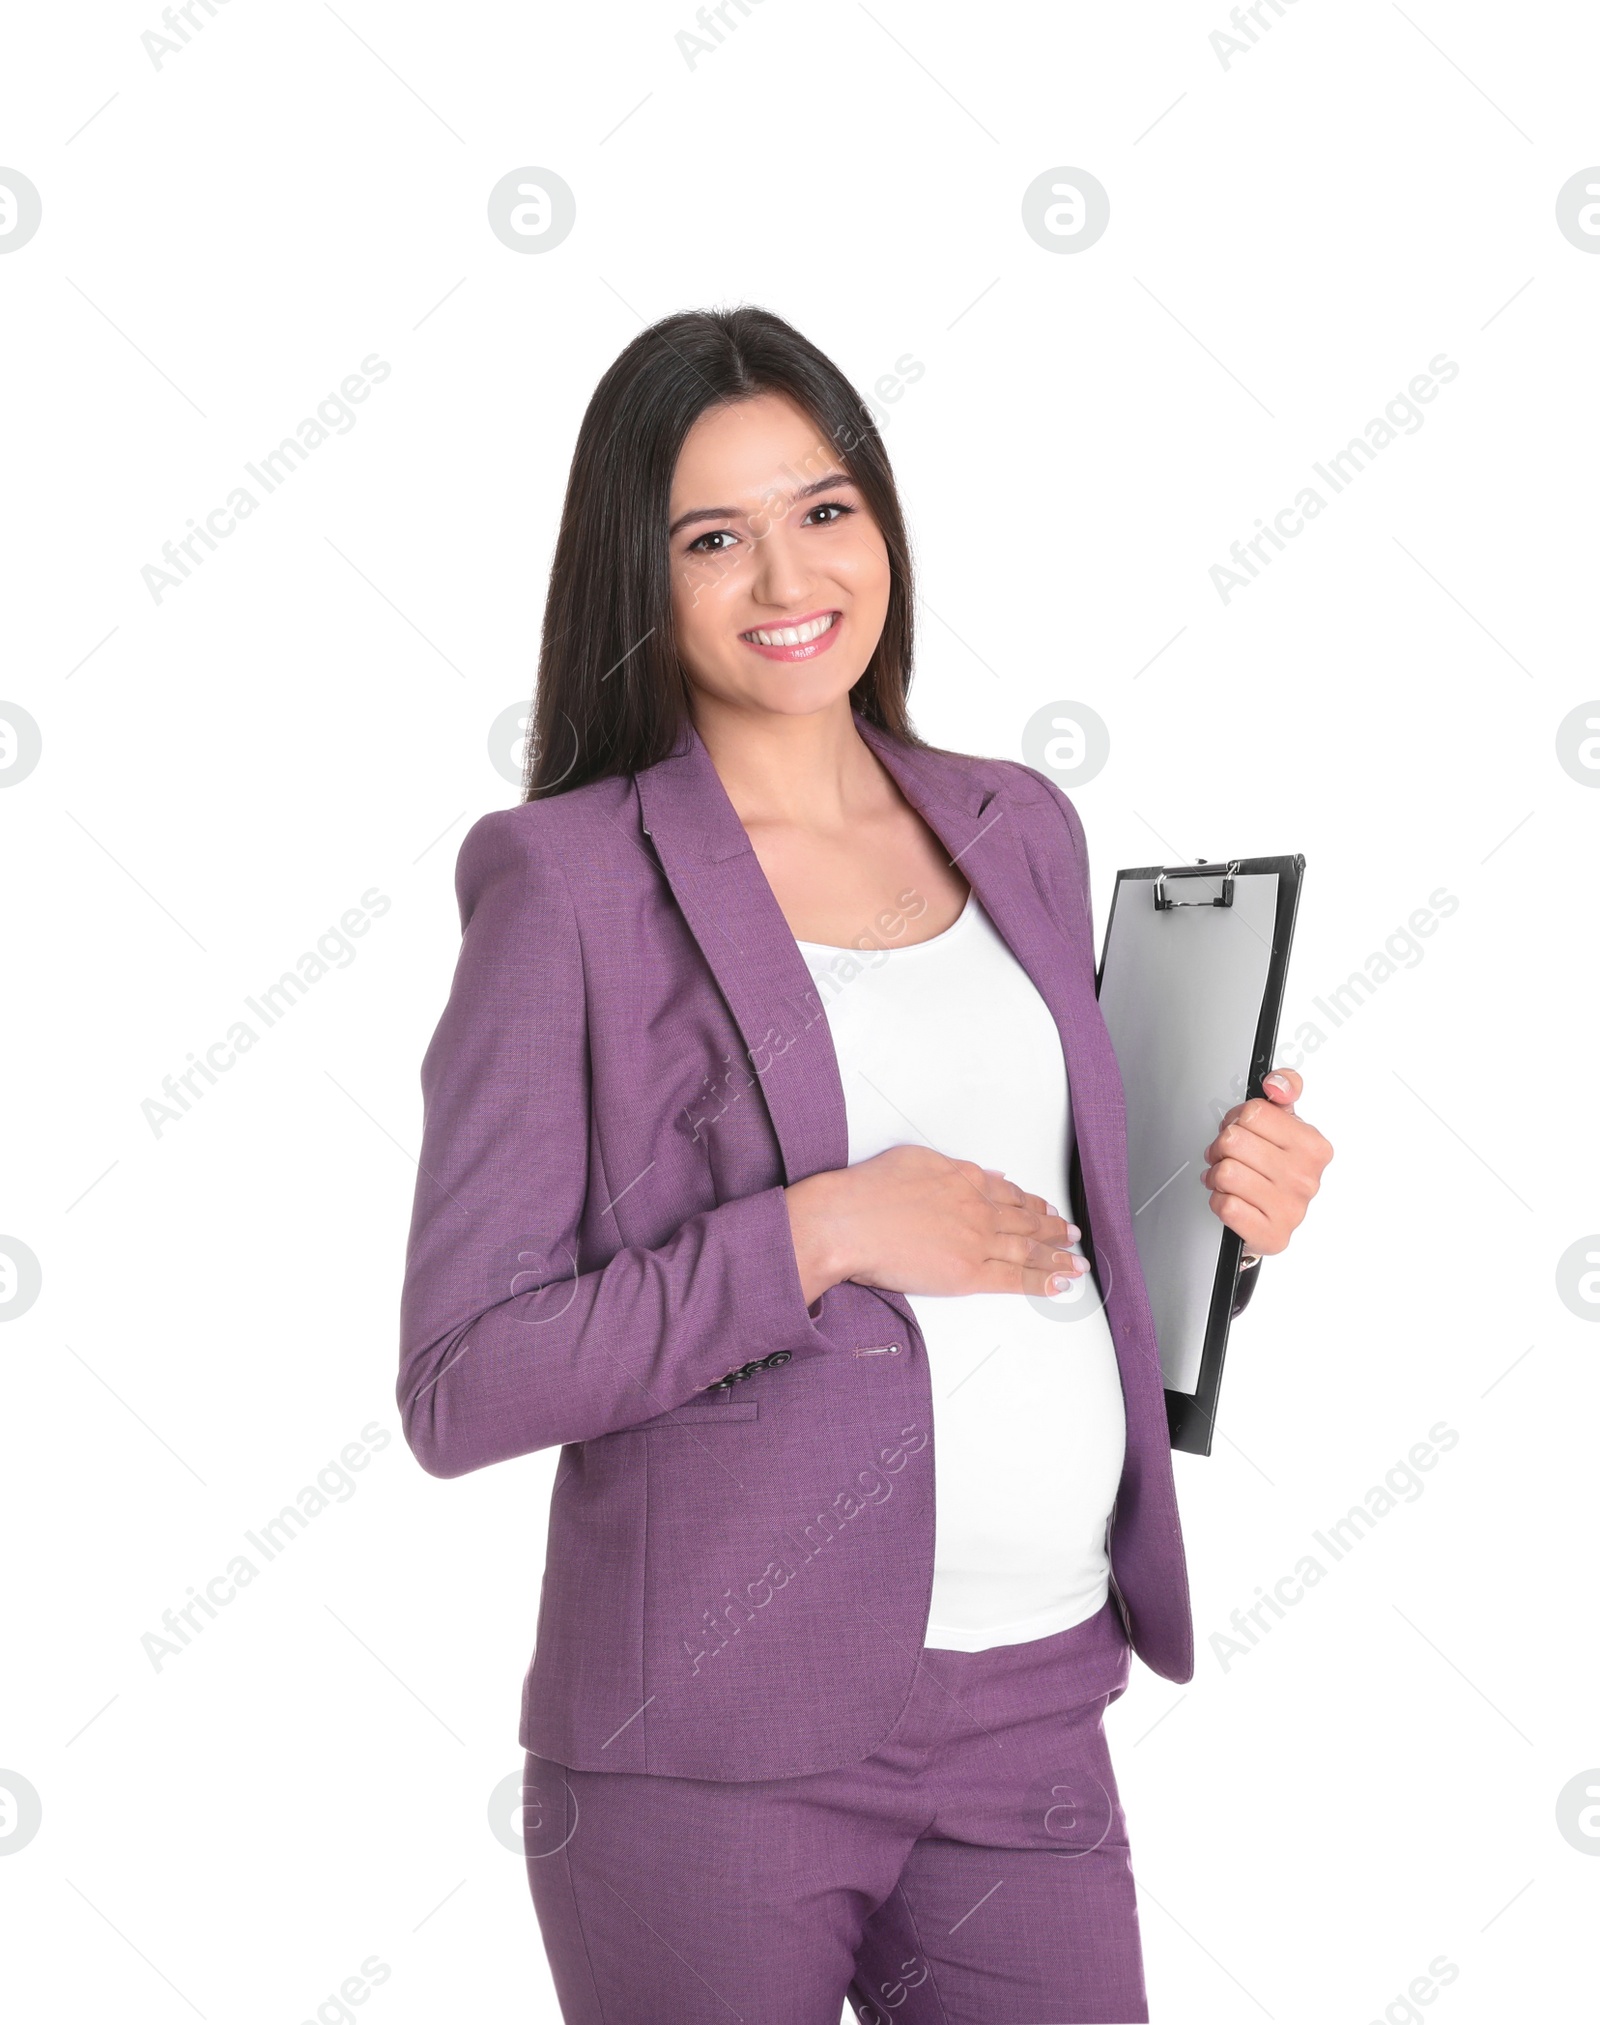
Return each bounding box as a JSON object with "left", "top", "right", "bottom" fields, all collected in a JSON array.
[{"left": 632, "top": 721, "right": 854, "bottom": 1191}]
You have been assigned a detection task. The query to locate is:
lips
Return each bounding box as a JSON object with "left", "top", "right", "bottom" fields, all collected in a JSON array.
[{"left": 738, "top": 610, "right": 842, "bottom": 663}]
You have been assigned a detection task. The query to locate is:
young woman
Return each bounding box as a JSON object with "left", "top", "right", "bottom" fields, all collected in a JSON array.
[{"left": 398, "top": 306, "right": 1331, "bottom": 2024}]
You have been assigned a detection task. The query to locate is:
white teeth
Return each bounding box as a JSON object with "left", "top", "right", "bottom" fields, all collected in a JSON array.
[{"left": 744, "top": 613, "right": 836, "bottom": 647}]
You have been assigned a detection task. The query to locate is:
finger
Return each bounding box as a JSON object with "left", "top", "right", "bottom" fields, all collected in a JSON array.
[
  {"left": 994, "top": 1184, "right": 1073, "bottom": 1234},
  {"left": 1261, "top": 1066, "right": 1300, "bottom": 1110},
  {"left": 1201, "top": 1157, "right": 1290, "bottom": 1221},
  {"left": 983, "top": 1231, "right": 1088, "bottom": 1276},
  {"left": 1205, "top": 1097, "right": 1305, "bottom": 1161},
  {"left": 1222, "top": 1144, "right": 1325, "bottom": 1206},
  {"left": 1021, "top": 1238, "right": 1089, "bottom": 1275},
  {"left": 1026, "top": 1257, "right": 1094, "bottom": 1297},
  {"left": 970, "top": 1254, "right": 1092, "bottom": 1297},
  {"left": 990, "top": 1206, "right": 1079, "bottom": 1245},
  {"left": 1208, "top": 1190, "right": 1276, "bottom": 1252},
  {"left": 1202, "top": 1131, "right": 1300, "bottom": 1191},
  {"left": 990, "top": 1189, "right": 1053, "bottom": 1224},
  {"left": 1208, "top": 1125, "right": 1331, "bottom": 1200}
]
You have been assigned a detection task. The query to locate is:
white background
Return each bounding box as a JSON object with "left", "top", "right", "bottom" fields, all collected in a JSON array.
[{"left": 3, "top": 1, "right": 1597, "bottom": 2019}]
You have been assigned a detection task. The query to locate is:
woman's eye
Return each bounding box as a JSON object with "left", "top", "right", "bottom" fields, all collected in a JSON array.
[{"left": 684, "top": 500, "right": 854, "bottom": 554}]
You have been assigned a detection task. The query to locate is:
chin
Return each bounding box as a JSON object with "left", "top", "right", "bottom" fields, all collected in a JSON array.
[{"left": 737, "top": 669, "right": 863, "bottom": 718}]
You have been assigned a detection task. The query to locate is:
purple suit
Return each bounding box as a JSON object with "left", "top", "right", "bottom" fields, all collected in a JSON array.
[{"left": 397, "top": 709, "right": 1194, "bottom": 1784}]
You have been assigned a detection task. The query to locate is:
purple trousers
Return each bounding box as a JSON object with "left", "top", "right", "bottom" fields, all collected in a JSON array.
[{"left": 522, "top": 1598, "right": 1148, "bottom": 2023}]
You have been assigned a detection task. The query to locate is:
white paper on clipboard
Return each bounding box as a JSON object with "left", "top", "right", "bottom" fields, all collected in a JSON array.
[{"left": 1096, "top": 870, "right": 1282, "bottom": 1399}]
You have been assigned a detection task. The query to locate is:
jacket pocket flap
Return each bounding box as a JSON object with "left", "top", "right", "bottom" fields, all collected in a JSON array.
[{"left": 643, "top": 1398, "right": 761, "bottom": 1427}]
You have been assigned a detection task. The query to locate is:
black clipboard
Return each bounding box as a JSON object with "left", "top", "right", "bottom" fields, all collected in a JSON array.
[{"left": 1083, "top": 855, "right": 1305, "bottom": 1456}]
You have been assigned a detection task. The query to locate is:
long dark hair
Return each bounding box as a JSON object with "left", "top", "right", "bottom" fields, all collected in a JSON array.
[{"left": 522, "top": 306, "right": 928, "bottom": 800}]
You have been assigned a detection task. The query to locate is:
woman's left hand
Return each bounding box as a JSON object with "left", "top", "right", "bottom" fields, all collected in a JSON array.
[{"left": 1201, "top": 1067, "right": 1332, "bottom": 1256}]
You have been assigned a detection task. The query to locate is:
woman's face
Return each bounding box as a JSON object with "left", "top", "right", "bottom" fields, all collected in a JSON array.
[{"left": 667, "top": 390, "right": 892, "bottom": 723}]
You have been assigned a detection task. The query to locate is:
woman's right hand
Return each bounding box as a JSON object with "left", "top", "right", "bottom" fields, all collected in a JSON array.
[{"left": 783, "top": 1144, "right": 1088, "bottom": 1307}]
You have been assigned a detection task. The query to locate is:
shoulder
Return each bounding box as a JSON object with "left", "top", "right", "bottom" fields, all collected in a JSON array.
[
  {"left": 1002, "top": 757, "right": 1088, "bottom": 861},
  {"left": 911, "top": 738, "right": 1087, "bottom": 857},
  {"left": 453, "top": 775, "right": 637, "bottom": 927}
]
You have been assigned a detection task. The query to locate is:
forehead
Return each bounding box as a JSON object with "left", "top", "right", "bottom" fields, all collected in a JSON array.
[{"left": 670, "top": 390, "right": 840, "bottom": 506}]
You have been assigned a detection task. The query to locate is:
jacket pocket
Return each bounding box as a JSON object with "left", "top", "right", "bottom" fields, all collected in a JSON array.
[{"left": 643, "top": 1399, "right": 761, "bottom": 1427}]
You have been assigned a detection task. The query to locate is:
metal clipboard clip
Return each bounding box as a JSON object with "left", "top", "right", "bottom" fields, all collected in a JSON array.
[{"left": 1152, "top": 859, "right": 1242, "bottom": 910}]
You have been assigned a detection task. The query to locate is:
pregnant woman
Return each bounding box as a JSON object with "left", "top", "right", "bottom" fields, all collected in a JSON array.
[{"left": 398, "top": 306, "right": 1331, "bottom": 2023}]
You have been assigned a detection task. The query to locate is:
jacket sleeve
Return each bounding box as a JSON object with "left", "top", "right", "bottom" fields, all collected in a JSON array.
[{"left": 397, "top": 808, "right": 826, "bottom": 1479}]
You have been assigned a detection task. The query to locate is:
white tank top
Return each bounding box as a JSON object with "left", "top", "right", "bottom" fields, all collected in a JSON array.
[{"left": 795, "top": 890, "right": 1127, "bottom": 1651}]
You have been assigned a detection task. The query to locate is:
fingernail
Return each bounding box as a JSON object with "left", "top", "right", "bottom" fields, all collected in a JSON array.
[
  {"left": 1265, "top": 1073, "right": 1290, "bottom": 1094},
  {"left": 1048, "top": 1273, "right": 1069, "bottom": 1293},
  {"left": 1064, "top": 1222, "right": 1080, "bottom": 1240}
]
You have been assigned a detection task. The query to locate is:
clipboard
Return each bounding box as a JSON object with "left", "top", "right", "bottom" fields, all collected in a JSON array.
[{"left": 1088, "top": 855, "right": 1305, "bottom": 1456}]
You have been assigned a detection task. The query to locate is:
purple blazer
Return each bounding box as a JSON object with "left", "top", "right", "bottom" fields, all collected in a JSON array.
[{"left": 397, "top": 709, "right": 1195, "bottom": 1781}]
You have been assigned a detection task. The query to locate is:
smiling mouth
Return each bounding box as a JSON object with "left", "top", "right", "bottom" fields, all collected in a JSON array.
[{"left": 739, "top": 611, "right": 839, "bottom": 647}]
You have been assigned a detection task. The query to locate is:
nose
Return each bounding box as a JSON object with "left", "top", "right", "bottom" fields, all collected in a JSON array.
[{"left": 746, "top": 513, "right": 818, "bottom": 614}]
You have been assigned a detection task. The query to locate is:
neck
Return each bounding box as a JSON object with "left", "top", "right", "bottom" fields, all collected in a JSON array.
[{"left": 688, "top": 692, "right": 877, "bottom": 831}]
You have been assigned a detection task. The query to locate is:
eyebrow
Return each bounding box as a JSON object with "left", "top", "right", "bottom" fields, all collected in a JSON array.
[{"left": 667, "top": 469, "right": 858, "bottom": 539}]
